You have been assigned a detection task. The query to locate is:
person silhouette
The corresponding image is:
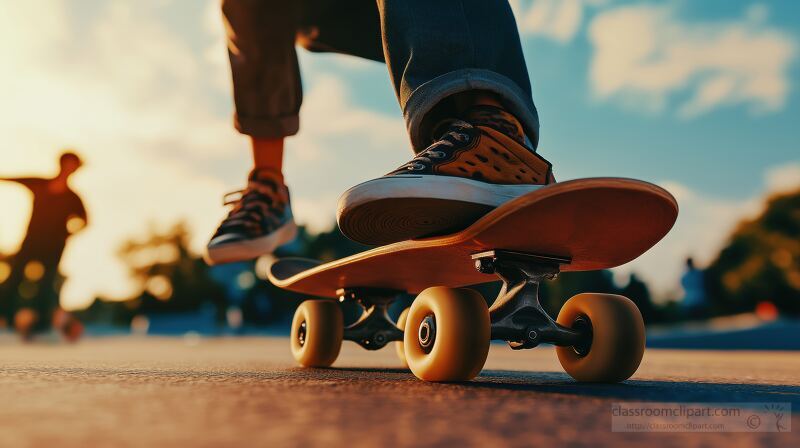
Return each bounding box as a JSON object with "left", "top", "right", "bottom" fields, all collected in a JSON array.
[
  {"left": 0, "top": 151, "right": 87, "bottom": 340},
  {"left": 680, "top": 257, "right": 708, "bottom": 320}
]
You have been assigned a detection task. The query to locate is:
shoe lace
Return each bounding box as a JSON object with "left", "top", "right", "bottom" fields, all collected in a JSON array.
[
  {"left": 397, "top": 122, "right": 472, "bottom": 171},
  {"left": 218, "top": 183, "right": 285, "bottom": 232}
]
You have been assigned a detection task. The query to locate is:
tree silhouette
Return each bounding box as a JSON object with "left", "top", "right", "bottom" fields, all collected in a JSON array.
[{"left": 705, "top": 188, "right": 800, "bottom": 315}]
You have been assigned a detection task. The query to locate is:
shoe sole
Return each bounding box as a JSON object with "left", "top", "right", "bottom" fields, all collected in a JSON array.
[
  {"left": 205, "top": 221, "right": 298, "bottom": 265},
  {"left": 337, "top": 175, "right": 544, "bottom": 245}
]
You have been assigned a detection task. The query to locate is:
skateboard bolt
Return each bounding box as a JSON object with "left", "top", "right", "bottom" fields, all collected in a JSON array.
[
  {"left": 418, "top": 315, "right": 437, "bottom": 353},
  {"left": 297, "top": 321, "right": 307, "bottom": 347},
  {"left": 475, "top": 259, "right": 495, "bottom": 274},
  {"left": 571, "top": 316, "right": 593, "bottom": 357},
  {"left": 374, "top": 333, "right": 386, "bottom": 345},
  {"left": 527, "top": 330, "right": 538, "bottom": 341}
]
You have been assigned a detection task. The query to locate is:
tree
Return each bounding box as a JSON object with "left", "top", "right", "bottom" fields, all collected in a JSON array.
[
  {"left": 704, "top": 188, "right": 800, "bottom": 315},
  {"left": 539, "top": 270, "right": 618, "bottom": 316},
  {"left": 117, "top": 222, "right": 226, "bottom": 318}
]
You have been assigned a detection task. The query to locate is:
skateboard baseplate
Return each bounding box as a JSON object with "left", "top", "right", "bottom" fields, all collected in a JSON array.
[{"left": 267, "top": 178, "right": 677, "bottom": 383}]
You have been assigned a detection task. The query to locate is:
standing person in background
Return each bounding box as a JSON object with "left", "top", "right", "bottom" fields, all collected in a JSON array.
[
  {"left": 0, "top": 151, "right": 87, "bottom": 341},
  {"left": 680, "top": 257, "right": 708, "bottom": 320}
]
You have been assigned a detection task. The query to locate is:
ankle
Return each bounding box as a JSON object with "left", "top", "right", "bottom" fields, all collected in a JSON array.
[
  {"left": 466, "top": 92, "right": 505, "bottom": 110},
  {"left": 452, "top": 90, "right": 504, "bottom": 113},
  {"left": 463, "top": 104, "right": 527, "bottom": 147},
  {"left": 251, "top": 137, "right": 285, "bottom": 172},
  {"left": 450, "top": 91, "right": 531, "bottom": 147}
]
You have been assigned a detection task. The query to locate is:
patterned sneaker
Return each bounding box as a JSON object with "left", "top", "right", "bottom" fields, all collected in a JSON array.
[
  {"left": 205, "top": 169, "right": 297, "bottom": 265},
  {"left": 337, "top": 106, "right": 554, "bottom": 245}
]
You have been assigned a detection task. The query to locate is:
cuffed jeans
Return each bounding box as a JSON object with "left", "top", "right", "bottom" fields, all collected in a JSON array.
[{"left": 222, "top": 0, "right": 539, "bottom": 151}]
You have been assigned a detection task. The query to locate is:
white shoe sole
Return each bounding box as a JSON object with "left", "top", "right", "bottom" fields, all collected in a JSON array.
[
  {"left": 337, "top": 175, "right": 544, "bottom": 245},
  {"left": 205, "top": 221, "right": 298, "bottom": 265}
]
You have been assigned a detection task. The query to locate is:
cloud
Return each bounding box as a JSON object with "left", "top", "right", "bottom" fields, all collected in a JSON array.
[
  {"left": 511, "top": 0, "right": 605, "bottom": 43},
  {"left": 765, "top": 163, "right": 800, "bottom": 194},
  {"left": 614, "top": 162, "right": 800, "bottom": 299},
  {"left": 588, "top": 4, "right": 796, "bottom": 117}
]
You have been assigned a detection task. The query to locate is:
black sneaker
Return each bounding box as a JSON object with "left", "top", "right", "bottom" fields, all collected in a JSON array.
[
  {"left": 205, "top": 169, "right": 297, "bottom": 265},
  {"left": 337, "top": 106, "right": 554, "bottom": 246}
]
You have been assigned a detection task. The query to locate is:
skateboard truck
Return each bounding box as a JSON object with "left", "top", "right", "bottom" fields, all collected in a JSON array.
[
  {"left": 337, "top": 288, "right": 404, "bottom": 351},
  {"left": 472, "top": 250, "right": 591, "bottom": 352}
]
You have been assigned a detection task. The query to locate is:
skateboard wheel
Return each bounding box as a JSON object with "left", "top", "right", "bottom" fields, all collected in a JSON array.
[
  {"left": 404, "top": 287, "right": 490, "bottom": 382},
  {"left": 290, "top": 300, "right": 343, "bottom": 368},
  {"left": 555, "top": 293, "right": 645, "bottom": 383},
  {"left": 395, "top": 307, "right": 410, "bottom": 368}
]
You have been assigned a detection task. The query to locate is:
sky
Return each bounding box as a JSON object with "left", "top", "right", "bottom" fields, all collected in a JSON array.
[{"left": 0, "top": 0, "right": 798, "bottom": 309}]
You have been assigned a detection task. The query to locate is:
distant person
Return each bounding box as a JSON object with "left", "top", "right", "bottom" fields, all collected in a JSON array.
[
  {"left": 0, "top": 151, "right": 86, "bottom": 340},
  {"left": 206, "top": 0, "right": 554, "bottom": 264},
  {"left": 680, "top": 257, "right": 708, "bottom": 319}
]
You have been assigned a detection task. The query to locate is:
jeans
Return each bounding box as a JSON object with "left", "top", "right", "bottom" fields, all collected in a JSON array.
[{"left": 222, "top": 0, "right": 539, "bottom": 151}]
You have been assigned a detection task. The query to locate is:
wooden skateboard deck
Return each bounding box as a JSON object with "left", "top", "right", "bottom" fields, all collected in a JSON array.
[{"left": 267, "top": 178, "right": 678, "bottom": 298}]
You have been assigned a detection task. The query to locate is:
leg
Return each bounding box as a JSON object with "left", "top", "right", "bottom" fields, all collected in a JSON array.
[
  {"left": 251, "top": 138, "right": 284, "bottom": 172},
  {"left": 32, "top": 258, "right": 61, "bottom": 331},
  {"left": 296, "top": 0, "right": 384, "bottom": 63},
  {"left": 0, "top": 256, "right": 24, "bottom": 326},
  {"left": 222, "top": 0, "right": 301, "bottom": 173},
  {"left": 222, "top": 0, "right": 302, "bottom": 140},
  {"left": 208, "top": 0, "right": 387, "bottom": 264},
  {"left": 207, "top": 0, "right": 303, "bottom": 264},
  {"left": 337, "top": 1, "right": 554, "bottom": 245},
  {"left": 6, "top": 255, "right": 41, "bottom": 338},
  {"left": 378, "top": 0, "right": 539, "bottom": 150},
  {"left": 298, "top": 0, "right": 532, "bottom": 147}
]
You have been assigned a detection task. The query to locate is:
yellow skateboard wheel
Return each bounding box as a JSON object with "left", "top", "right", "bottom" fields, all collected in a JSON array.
[
  {"left": 555, "top": 293, "right": 645, "bottom": 382},
  {"left": 290, "top": 300, "right": 343, "bottom": 368},
  {"left": 404, "top": 287, "right": 490, "bottom": 382},
  {"left": 395, "top": 307, "right": 410, "bottom": 368}
]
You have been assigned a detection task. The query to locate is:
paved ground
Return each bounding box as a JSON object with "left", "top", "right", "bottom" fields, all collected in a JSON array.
[{"left": 1, "top": 337, "right": 798, "bottom": 447}]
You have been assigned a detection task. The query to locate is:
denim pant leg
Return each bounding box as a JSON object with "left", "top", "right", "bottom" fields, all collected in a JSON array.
[
  {"left": 222, "top": 0, "right": 303, "bottom": 138},
  {"left": 378, "top": 0, "right": 539, "bottom": 151},
  {"left": 224, "top": 0, "right": 538, "bottom": 150},
  {"left": 222, "top": 0, "right": 383, "bottom": 138}
]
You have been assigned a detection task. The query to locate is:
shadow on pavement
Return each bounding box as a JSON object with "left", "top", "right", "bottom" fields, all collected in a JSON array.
[
  {"left": 284, "top": 366, "right": 800, "bottom": 407},
  {"left": 471, "top": 370, "right": 800, "bottom": 405},
  {"left": 331, "top": 367, "right": 410, "bottom": 374},
  {"left": 8, "top": 362, "right": 798, "bottom": 407}
]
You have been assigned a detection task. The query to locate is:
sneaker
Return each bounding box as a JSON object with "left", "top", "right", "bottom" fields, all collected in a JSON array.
[
  {"left": 205, "top": 169, "right": 297, "bottom": 264},
  {"left": 337, "top": 106, "right": 554, "bottom": 245}
]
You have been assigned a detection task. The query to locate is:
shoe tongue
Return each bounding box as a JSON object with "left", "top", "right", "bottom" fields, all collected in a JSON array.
[
  {"left": 464, "top": 105, "right": 526, "bottom": 145},
  {"left": 248, "top": 168, "right": 284, "bottom": 185},
  {"left": 247, "top": 169, "right": 286, "bottom": 197},
  {"left": 428, "top": 119, "right": 474, "bottom": 142},
  {"left": 246, "top": 169, "right": 290, "bottom": 204}
]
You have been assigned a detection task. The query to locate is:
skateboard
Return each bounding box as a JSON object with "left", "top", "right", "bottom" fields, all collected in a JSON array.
[{"left": 267, "top": 178, "right": 678, "bottom": 382}]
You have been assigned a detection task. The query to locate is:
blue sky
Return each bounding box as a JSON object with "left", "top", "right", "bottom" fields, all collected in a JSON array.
[{"left": 0, "top": 0, "right": 798, "bottom": 308}]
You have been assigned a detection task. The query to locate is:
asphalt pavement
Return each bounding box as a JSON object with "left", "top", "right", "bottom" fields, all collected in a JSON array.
[{"left": 1, "top": 336, "right": 798, "bottom": 447}]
